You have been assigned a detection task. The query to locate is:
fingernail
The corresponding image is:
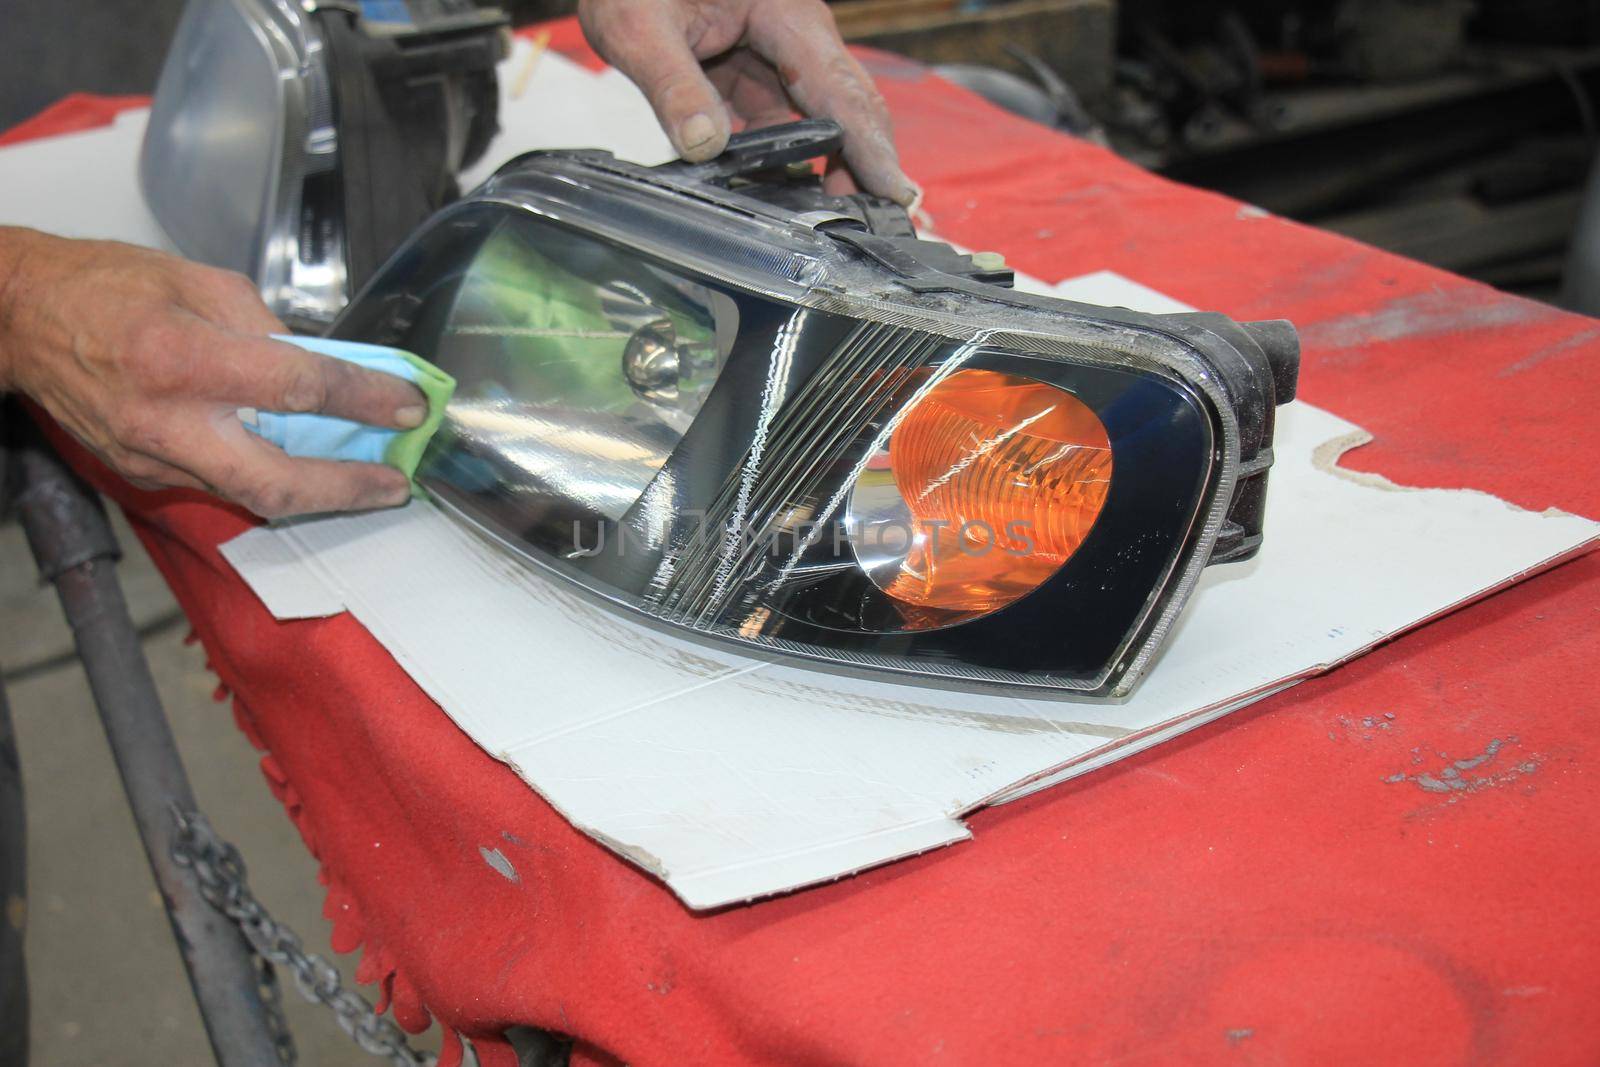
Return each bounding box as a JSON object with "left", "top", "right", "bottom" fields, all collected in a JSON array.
[
  {"left": 395, "top": 404, "right": 427, "bottom": 429},
  {"left": 680, "top": 112, "right": 717, "bottom": 152},
  {"left": 378, "top": 480, "right": 412, "bottom": 507}
]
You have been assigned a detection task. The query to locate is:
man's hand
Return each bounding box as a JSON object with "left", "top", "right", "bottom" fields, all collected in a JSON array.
[
  {"left": 578, "top": 0, "right": 916, "bottom": 205},
  {"left": 0, "top": 227, "right": 423, "bottom": 519}
]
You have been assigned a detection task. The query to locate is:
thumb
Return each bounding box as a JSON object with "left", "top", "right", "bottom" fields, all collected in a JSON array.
[{"left": 580, "top": 0, "right": 732, "bottom": 161}]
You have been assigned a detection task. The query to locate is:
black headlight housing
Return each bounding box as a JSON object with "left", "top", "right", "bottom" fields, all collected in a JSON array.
[{"left": 331, "top": 121, "right": 1299, "bottom": 698}]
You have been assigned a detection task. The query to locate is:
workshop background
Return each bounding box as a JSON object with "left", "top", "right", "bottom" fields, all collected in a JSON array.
[
  {"left": 2, "top": 0, "right": 1599, "bottom": 1063},
  {"left": 6, "top": 0, "right": 1600, "bottom": 306}
]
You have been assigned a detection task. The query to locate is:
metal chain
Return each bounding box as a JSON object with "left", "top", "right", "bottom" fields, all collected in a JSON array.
[
  {"left": 171, "top": 807, "right": 439, "bottom": 1067},
  {"left": 254, "top": 942, "right": 298, "bottom": 1065}
]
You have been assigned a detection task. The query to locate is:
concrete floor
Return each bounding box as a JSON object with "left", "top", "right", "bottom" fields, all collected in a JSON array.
[{"left": 1, "top": 510, "right": 444, "bottom": 1065}]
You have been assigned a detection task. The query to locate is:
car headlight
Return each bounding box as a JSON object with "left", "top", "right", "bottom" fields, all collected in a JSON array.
[
  {"left": 330, "top": 121, "right": 1300, "bottom": 698},
  {"left": 140, "top": 0, "right": 507, "bottom": 330}
]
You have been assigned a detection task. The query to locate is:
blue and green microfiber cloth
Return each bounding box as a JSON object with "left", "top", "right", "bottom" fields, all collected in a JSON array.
[{"left": 242, "top": 335, "right": 456, "bottom": 491}]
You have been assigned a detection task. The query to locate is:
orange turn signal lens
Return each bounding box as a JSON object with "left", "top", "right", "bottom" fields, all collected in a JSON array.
[{"left": 848, "top": 368, "right": 1112, "bottom": 622}]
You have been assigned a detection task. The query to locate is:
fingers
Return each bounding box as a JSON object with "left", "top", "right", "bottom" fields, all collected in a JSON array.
[
  {"left": 129, "top": 408, "right": 410, "bottom": 517},
  {"left": 744, "top": 0, "right": 915, "bottom": 204},
  {"left": 580, "top": 0, "right": 732, "bottom": 161},
  {"left": 96, "top": 399, "right": 410, "bottom": 516},
  {"left": 580, "top": 0, "right": 913, "bottom": 199},
  {"left": 706, "top": 50, "right": 795, "bottom": 130},
  {"left": 126, "top": 326, "right": 424, "bottom": 515},
  {"left": 214, "top": 335, "right": 428, "bottom": 430},
  {"left": 193, "top": 414, "right": 413, "bottom": 519},
  {"left": 125, "top": 318, "right": 426, "bottom": 429},
  {"left": 821, "top": 159, "right": 860, "bottom": 196}
]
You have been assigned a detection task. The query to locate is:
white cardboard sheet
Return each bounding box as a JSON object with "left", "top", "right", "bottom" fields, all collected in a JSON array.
[{"left": 3, "top": 48, "right": 1596, "bottom": 908}]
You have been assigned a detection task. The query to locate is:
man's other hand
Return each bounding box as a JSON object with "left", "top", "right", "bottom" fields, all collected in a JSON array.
[
  {"left": 0, "top": 227, "right": 423, "bottom": 519},
  {"left": 578, "top": 0, "right": 916, "bottom": 205}
]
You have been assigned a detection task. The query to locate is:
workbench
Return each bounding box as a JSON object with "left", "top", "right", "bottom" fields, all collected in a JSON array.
[{"left": 9, "top": 21, "right": 1600, "bottom": 1066}]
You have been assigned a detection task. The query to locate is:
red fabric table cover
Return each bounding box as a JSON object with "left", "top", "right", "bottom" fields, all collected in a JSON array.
[
  {"left": 0, "top": 93, "right": 149, "bottom": 148},
  {"left": 10, "top": 27, "right": 1600, "bottom": 1066}
]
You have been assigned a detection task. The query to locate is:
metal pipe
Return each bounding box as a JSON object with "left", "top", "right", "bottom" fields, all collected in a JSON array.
[
  {"left": 0, "top": 681, "right": 27, "bottom": 1067},
  {"left": 10, "top": 416, "right": 285, "bottom": 1067},
  {"left": 1561, "top": 146, "right": 1600, "bottom": 315}
]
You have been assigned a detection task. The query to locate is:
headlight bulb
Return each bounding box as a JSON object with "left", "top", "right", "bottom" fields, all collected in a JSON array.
[{"left": 622, "top": 321, "right": 682, "bottom": 403}]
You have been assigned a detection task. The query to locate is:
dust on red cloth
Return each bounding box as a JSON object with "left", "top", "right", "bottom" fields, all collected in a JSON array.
[{"left": 11, "top": 28, "right": 1600, "bottom": 1067}]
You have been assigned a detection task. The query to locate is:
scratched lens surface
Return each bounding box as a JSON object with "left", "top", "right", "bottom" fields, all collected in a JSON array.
[{"left": 850, "top": 368, "right": 1113, "bottom": 619}]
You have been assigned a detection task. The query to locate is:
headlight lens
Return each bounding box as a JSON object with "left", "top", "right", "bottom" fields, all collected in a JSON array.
[
  {"left": 847, "top": 368, "right": 1112, "bottom": 623},
  {"left": 416, "top": 218, "right": 740, "bottom": 536}
]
